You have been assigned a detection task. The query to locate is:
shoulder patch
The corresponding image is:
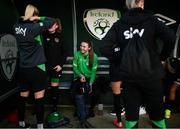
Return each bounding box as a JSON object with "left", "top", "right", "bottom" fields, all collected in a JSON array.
[
  {"left": 54, "top": 37, "right": 60, "bottom": 43},
  {"left": 39, "top": 22, "right": 43, "bottom": 26}
]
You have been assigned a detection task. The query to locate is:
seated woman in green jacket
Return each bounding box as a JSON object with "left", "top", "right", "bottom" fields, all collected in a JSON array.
[{"left": 72, "top": 40, "right": 98, "bottom": 127}]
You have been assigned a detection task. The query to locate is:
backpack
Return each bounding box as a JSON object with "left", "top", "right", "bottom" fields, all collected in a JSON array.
[
  {"left": 47, "top": 111, "right": 70, "bottom": 128},
  {"left": 120, "top": 34, "right": 153, "bottom": 81}
]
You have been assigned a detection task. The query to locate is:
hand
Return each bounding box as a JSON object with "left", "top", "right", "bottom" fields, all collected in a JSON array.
[
  {"left": 88, "top": 84, "right": 93, "bottom": 94},
  {"left": 167, "top": 63, "right": 176, "bottom": 74},
  {"left": 161, "top": 61, "right": 166, "bottom": 68},
  {"left": 80, "top": 75, "right": 86, "bottom": 82},
  {"left": 166, "top": 58, "right": 176, "bottom": 74},
  {"left": 29, "top": 16, "right": 40, "bottom": 21},
  {"left": 53, "top": 65, "right": 62, "bottom": 72}
]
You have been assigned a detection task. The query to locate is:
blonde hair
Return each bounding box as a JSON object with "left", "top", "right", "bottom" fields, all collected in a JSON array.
[
  {"left": 22, "top": 4, "right": 39, "bottom": 20},
  {"left": 126, "top": 0, "right": 142, "bottom": 9}
]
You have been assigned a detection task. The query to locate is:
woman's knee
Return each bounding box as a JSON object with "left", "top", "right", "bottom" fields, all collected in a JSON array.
[
  {"left": 111, "top": 81, "right": 122, "bottom": 94},
  {"left": 20, "top": 91, "right": 30, "bottom": 97},
  {"left": 34, "top": 89, "right": 45, "bottom": 99}
]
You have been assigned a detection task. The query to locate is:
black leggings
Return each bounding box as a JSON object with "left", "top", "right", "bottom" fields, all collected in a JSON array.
[{"left": 123, "top": 80, "right": 164, "bottom": 121}]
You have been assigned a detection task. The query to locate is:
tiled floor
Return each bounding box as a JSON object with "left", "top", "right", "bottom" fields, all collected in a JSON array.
[{"left": 0, "top": 105, "right": 180, "bottom": 128}]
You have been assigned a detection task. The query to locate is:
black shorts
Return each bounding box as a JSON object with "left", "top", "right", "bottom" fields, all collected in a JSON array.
[
  {"left": 109, "top": 62, "right": 121, "bottom": 82},
  {"left": 18, "top": 67, "right": 48, "bottom": 92}
]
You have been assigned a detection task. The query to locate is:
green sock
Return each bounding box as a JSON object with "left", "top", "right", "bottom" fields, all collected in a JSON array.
[
  {"left": 152, "top": 119, "right": 166, "bottom": 129},
  {"left": 125, "top": 120, "right": 138, "bottom": 129}
]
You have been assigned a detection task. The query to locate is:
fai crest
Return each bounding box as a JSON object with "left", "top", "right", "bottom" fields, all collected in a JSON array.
[
  {"left": 0, "top": 34, "right": 18, "bottom": 81},
  {"left": 83, "top": 8, "right": 121, "bottom": 40}
]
